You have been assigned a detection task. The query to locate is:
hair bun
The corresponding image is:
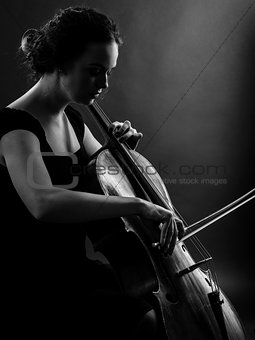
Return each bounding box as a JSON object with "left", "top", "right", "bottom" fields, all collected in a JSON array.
[{"left": 20, "top": 28, "right": 39, "bottom": 55}]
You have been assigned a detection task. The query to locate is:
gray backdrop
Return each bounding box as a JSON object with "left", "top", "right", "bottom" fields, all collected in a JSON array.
[{"left": 1, "top": 0, "right": 254, "bottom": 337}]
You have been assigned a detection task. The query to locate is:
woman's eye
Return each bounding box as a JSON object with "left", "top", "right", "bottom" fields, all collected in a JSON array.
[
  {"left": 88, "top": 68, "right": 101, "bottom": 76},
  {"left": 87, "top": 68, "right": 114, "bottom": 78}
]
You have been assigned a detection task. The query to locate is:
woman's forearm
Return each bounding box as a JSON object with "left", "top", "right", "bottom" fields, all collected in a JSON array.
[{"left": 39, "top": 187, "right": 144, "bottom": 223}]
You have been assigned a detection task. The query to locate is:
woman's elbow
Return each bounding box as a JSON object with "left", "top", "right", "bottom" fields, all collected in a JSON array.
[
  {"left": 30, "top": 189, "right": 63, "bottom": 223},
  {"left": 27, "top": 192, "right": 51, "bottom": 222}
]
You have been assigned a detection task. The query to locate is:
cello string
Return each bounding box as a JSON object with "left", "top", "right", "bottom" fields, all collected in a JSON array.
[
  {"left": 172, "top": 205, "right": 212, "bottom": 260},
  {"left": 91, "top": 101, "right": 220, "bottom": 290},
  {"left": 93, "top": 101, "right": 112, "bottom": 125},
  {"left": 93, "top": 101, "right": 214, "bottom": 257},
  {"left": 191, "top": 236, "right": 219, "bottom": 291},
  {"left": 175, "top": 203, "right": 218, "bottom": 291},
  {"left": 93, "top": 101, "right": 181, "bottom": 213},
  {"left": 93, "top": 102, "right": 176, "bottom": 210}
]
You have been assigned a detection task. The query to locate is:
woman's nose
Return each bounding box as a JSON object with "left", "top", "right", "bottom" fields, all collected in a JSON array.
[{"left": 97, "top": 73, "right": 109, "bottom": 90}]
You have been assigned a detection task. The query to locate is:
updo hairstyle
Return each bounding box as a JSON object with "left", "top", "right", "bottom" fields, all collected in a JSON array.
[{"left": 20, "top": 6, "right": 123, "bottom": 79}]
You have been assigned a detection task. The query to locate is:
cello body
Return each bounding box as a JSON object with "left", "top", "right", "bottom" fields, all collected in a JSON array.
[{"left": 85, "top": 147, "right": 246, "bottom": 340}]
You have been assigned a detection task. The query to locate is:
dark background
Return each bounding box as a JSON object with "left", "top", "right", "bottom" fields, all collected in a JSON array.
[{"left": 1, "top": 0, "right": 254, "bottom": 338}]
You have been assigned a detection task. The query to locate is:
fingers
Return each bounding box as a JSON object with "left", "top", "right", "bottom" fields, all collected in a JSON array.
[
  {"left": 159, "top": 216, "right": 177, "bottom": 255},
  {"left": 109, "top": 121, "right": 143, "bottom": 143},
  {"left": 167, "top": 219, "right": 178, "bottom": 255},
  {"left": 159, "top": 215, "right": 170, "bottom": 249},
  {"left": 159, "top": 214, "right": 185, "bottom": 255},
  {"left": 109, "top": 120, "right": 131, "bottom": 136},
  {"left": 175, "top": 217, "right": 186, "bottom": 240},
  {"left": 119, "top": 130, "right": 143, "bottom": 143}
]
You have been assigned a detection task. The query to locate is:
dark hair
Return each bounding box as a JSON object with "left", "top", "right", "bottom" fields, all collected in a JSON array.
[{"left": 20, "top": 6, "right": 123, "bottom": 79}]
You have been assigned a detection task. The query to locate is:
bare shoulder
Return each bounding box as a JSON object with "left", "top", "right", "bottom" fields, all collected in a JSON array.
[
  {"left": 0, "top": 128, "right": 52, "bottom": 218},
  {"left": 1, "top": 129, "right": 41, "bottom": 162},
  {"left": 0, "top": 103, "right": 43, "bottom": 162}
]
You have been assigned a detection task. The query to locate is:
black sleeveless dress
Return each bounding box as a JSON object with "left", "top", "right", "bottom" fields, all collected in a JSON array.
[{"left": 0, "top": 106, "right": 152, "bottom": 339}]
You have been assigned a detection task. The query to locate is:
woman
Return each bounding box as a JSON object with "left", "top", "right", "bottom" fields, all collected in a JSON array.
[{"left": 0, "top": 6, "right": 184, "bottom": 339}]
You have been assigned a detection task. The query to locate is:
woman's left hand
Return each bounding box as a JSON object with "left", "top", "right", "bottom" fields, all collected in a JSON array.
[{"left": 109, "top": 120, "right": 143, "bottom": 150}]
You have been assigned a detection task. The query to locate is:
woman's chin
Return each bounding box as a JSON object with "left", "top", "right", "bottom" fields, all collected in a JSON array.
[
  {"left": 88, "top": 98, "right": 95, "bottom": 104},
  {"left": 75, "top": 96, "right": 94, "bottom": 106}
]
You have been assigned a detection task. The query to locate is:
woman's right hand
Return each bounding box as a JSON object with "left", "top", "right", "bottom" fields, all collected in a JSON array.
[{"left": 138, "top": 200, "right": 185, "bottom": 255}]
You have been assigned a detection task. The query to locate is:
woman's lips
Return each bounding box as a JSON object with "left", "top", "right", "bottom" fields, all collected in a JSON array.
[{"left": 89, "top": 93, "right": 100, "bottom": 98}]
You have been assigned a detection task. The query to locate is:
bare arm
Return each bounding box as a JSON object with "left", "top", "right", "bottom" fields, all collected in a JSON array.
[
  {"left": 1, "top": 128, "right": 184, "bottom": 253},
  {"left": 1, "top": 129, "right": 143, "bottom": 223}
]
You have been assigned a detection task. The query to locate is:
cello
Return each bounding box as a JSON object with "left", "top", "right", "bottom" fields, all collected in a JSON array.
[{"left": 82, "top": 101, "right": 254, "bottom": 340}]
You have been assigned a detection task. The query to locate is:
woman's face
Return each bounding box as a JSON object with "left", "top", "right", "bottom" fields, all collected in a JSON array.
[{"left": 60, "top": 41, "right": 119, "bottom": 105}]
